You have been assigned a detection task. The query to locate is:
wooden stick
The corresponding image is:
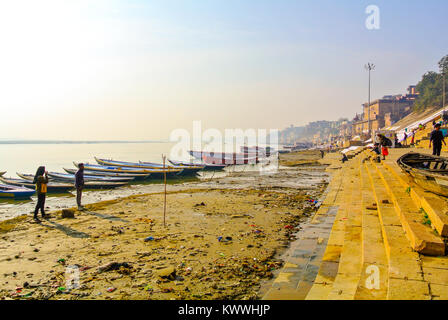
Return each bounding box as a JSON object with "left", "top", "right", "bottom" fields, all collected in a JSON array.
[{"left": 163, "top": 154, "right": 167, "bottom": 228}]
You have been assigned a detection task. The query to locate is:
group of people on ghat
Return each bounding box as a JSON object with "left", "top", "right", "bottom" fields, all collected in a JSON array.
[
  {"left": 341, "top": 118, "right": 447, "bottom": 164},
  {"left": 32, "top": 163, "right": 86, "bottom": 221}
]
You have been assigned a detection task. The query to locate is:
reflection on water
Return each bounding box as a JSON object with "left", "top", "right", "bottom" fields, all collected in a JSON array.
[{"left": 0, "top": 140, "right": 273, "bottom": 221}]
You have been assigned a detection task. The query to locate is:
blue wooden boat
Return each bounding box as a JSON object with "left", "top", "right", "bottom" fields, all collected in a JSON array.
[
  {"left": 95, "top": 157, "right": 202, "bottom": 176},
  {"left": 0, "top": 177, "right": 73, "bottom": 193},
  {"left": 0, "top": 184, "right": 35, "bottom": 198}
]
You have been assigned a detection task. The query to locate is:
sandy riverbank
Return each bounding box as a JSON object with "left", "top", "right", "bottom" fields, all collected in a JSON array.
[{"left": 0, "top": 150, "right": 330, "bottom": 300}]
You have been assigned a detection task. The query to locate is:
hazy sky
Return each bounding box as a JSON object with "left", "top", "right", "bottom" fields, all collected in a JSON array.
[{"left": 0, "top": 0, "right": 447, "bottom": 140}]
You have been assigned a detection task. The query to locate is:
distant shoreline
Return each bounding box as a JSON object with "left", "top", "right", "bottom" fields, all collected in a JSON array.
[{"left": 0, "top": 140, "right": 168, "bottom": 145}]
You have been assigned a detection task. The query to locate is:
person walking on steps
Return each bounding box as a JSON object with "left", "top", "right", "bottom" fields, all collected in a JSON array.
[
  {"left": 33, "top": 166, "right": 49, "bottom": 221},
  {"left": 75, "top": 163, "right": 85, "bottom": 210},
  {"left": 429, "top": 124, "right": 446, "bottom": 156}
]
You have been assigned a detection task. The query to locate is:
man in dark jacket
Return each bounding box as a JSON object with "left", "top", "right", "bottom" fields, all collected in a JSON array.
[
  {"left": 429, "top": 124, "right": 446, "bottom": 156},
  {"left": 75, "top": 163, "right": 85, "bottom": 210},
  {"left": 33, "top": 166, "right": 49, "bottom": 221}
]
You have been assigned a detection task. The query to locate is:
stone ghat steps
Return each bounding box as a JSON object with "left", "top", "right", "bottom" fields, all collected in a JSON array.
[
  {"left": 371, "top": 160, "right": 445, "bottom": 256},
  {"left": 267, "top": 148, "right": 448, "bottom": 300},
  {"left": 325, "top": 163, "right": 362, "bottom": 299},
  {"left": 355, "top": 163, "right": 388, "bottom": 300},
  {"left": 346, "top": 147, "right": 367, "bottom": 159},
  {"left": 304, "top": 170, "right": 351, "bottom": 299},
  {"left": 304, "top": 150, "right": 447, "bottom": 300},
  {"left": 364, "top": 161, "right": 431, "bottom": 299},
  {"left": 382, "top": 160, "right": 448, "bottom": 237}
]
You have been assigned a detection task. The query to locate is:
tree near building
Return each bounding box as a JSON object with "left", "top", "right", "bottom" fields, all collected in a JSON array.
[{"left": 413, "top": 54, "right": 447, "bottom": 111}]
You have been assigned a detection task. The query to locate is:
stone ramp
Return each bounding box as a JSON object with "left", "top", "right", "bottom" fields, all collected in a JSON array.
[{"left": 262, "top": 170, "right": 344, "bottom": 300}]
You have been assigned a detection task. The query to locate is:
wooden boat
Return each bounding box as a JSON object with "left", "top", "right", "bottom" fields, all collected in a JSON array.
[
  {"left": 0, "top": 177, "right": 73, "bottom": 193},
  {"left": 0, "top": 171, "right": 5, "bottom": 177},
  {"left": 397, "top": 152, "right": 448, "bottom": 197},
  {"left": 95, "top": 157, "right": 200, "bottom": 176},
  {"left": 75, "top": 162, "right": 182, "bottom": 178},
  {"left": 0, "top": 184, "right": 35, "bottom": 198},
  {"left": 47, "top": 172, "right": 134, "bottom": 183},
  {"left": 240, "top": 146, "right": 276, "bottom": 157},
  {"left": 63, "top": 168, "right": 150, "bottom": 180},
  {"left": 16, "top": 173, "right": 128, "bottom": 189},
  {"left": 168, "top": 159, "right": 226, "bottom": 171},
  {"left": 189, "top": 151, "right": 261, "bottom": 165}
]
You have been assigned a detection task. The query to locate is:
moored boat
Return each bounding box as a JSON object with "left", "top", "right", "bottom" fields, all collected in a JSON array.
[
  {"left": 0, "top": 171, "right": 5, "bottom": 177},
  {"left": 47, "top": 172, "right": 134, "bottom": 183},
  {"left": 397, "top": 152, "right": 448, "bottom": 197},
  {"left": 0, "top": 177, "right": 73, "bottom": 193},
  {"left": 63, "top": 168, "right": 150, "bottom": 180},
  {"left": 0, "top": 184, "right": 35, "bottom": 198},
  {"left": 74, "top": 162, "right": 182, "bottom": 178},
  {"left": 16, "top": 173, "right": 128, "bottom": 189},
  {"left": 189, "top": 150, "right": 262, "bottom": 165},
  {"left": 168, "top": 159, "right": 225, "bottom": 171},
  {"left": 95, "top": 157, "right": 200, "bottom": 176}
]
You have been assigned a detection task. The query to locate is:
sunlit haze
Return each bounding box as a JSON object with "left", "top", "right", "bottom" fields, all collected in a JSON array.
[{"left": 0, "top": 0, "right": 447, "bottom": 140}]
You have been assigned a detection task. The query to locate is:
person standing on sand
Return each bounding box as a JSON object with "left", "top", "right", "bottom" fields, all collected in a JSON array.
[
  {"left": 33, "top": 166, "right": 48, "bottom": 221},
  {"left": 429, "top": 124, "right": 446, "bottom": 156},
  {"left": 75, "top": 163, "right": 85, "bottom": 210}
]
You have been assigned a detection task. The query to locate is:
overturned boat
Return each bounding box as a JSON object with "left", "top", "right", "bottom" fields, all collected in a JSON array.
[{"left": 397, "top": 152, "right": 448, "bottom": 197}]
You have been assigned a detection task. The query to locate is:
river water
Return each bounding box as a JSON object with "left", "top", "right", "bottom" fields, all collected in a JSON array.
[{"left": 0, "top": 141, "right": 272, "bottom": 221}]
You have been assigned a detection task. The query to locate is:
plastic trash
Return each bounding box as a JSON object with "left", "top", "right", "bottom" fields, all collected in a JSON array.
[{"left": 144, "top": 236, "right": 154, "bottom": 242}]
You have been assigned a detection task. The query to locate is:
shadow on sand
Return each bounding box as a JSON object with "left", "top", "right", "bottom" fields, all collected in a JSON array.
[
  {"left": 83, "top": 210, "right": 129, "bottom": 223},
  {"left": 39, "top": 220, "right": 90, "bottom": 239}
]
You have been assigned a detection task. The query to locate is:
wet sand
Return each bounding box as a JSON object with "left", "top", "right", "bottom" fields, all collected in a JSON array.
[{"left": 0, "top": 151, "right": 329, "bottom": 300}]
